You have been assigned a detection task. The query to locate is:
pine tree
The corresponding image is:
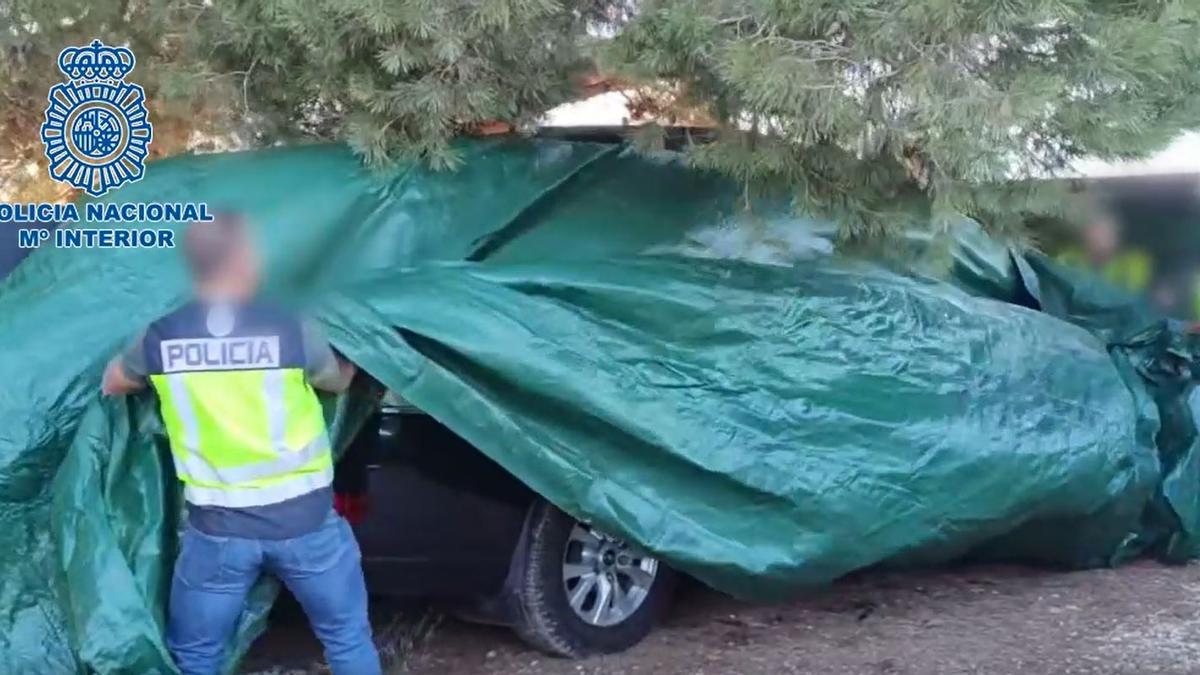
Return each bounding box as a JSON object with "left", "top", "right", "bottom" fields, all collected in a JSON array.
[
  {"left": 188, "top": 0, "right": 621, "bottom": 168},
  {"left": 1, "top": 0, "right": 614, "bottom": 198},
  {"left": 4, "top": 1, "right": 1199, "bottom": 240},
  {"left": 1, "top": 0, "right": 250, "bottom": 200},
  {"left": 605, "top": 0, "right": 1200, "bottom": 237}
]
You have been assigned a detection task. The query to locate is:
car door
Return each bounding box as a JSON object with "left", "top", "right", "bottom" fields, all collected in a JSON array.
[{"left": 339, "top": 404, "right": 534, "bottom": 598}]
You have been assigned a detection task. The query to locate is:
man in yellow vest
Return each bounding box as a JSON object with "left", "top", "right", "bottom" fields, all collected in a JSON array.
[
  {"left": 1057, "top": 214, "right": 1153, "bottom": 294},
  {"left": 100, "top": 214, "right": 380, "bottom": 675}
]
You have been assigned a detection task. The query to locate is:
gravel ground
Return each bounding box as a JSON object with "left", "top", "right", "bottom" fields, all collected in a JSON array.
[{"left": 247, "top": 561, "right": 1200, "bottom": 675}]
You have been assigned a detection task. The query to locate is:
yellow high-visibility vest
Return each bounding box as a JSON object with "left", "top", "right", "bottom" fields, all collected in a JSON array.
[
  {"left": 1057, "top": 247, "right": 1152, "bottom": 293},
  {"left": 144, "top": 302, "right": 332, "bottom": 508}
]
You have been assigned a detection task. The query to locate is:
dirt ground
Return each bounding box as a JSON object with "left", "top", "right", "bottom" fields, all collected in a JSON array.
[{"left": 247, "top": 561, "right": 1200, "bottom": 675}]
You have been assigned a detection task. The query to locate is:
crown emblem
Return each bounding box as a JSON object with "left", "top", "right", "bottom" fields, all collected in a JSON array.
[
  {"left": 57, "top": 39, "right": 136, "bottom": 82},
  {"left": 40, "top": 39, "right": 152, "bottom": 196}
]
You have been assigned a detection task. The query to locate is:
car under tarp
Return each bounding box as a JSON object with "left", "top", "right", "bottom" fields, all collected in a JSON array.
[{"left": 1, "top": 139, "right": 1199, "bottom": 674}]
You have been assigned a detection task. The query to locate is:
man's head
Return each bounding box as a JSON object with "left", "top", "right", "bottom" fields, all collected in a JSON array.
[
  {"left": 1081, "top": 214, "right": 1121, "bottom": 264},
  {"left": 183, "top": 213, "right": 260, "bottom": 299}
]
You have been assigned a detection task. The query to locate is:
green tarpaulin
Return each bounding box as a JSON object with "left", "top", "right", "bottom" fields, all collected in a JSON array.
[{"left": 1, "top": 139, "right": 1197, "bottom": 673}]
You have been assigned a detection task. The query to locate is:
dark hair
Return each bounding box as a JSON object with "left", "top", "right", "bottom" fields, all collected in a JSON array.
[{"left": 183, "top": 213, "right": 247, "bottom": 280}]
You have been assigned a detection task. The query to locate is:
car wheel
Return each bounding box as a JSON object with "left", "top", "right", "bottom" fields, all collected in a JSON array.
[{"left": 512, "top": 500, "right": 675, "bottom": 657}]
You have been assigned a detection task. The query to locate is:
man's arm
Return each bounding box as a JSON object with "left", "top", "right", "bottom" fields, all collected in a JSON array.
[
  {"left": 101, "top": 330, "right": 148, "bottom": 396},
  {"left": 302, "top": 320, "right": 357, "bottom": 393},
  {"left": 319, "top": 354, "right": 358, "bottom": 394},
  {"left": 101, "top": 358, "right": 146, "bottom": 396}
]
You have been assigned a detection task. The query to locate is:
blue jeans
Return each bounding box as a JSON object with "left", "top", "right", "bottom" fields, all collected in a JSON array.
[{"left": 166, "top": 512, "right": 381, "bottom": 675}]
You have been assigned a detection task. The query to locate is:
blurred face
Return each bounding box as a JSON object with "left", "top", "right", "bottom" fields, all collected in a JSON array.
[
  {"left": 223, "top": 234, "right": 261, "bottom": 296},
  {"left": 1082, "top": 217, "right": 1120, "bottom": 262},
  {"left": 193, "top": 229, "right": 261, "bottom": 299}
]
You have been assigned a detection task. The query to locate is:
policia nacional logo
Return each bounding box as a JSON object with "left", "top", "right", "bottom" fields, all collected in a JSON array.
[{"left": 40, "top": 40, "right": 153, "bottom": 197}]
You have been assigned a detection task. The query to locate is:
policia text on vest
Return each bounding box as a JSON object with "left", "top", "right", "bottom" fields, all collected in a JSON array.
[{"left": 162, "top": 336, "right": 280, "bottom": 372}]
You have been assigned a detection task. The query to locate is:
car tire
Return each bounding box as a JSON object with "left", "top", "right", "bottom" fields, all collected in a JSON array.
[{"left": 511, "top": 500, "right": 675, "bottom": 657}]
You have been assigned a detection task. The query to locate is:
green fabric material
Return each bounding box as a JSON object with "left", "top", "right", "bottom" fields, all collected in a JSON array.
[{"left": 0, "top": 140, "right": 1197, "bottom": 673}]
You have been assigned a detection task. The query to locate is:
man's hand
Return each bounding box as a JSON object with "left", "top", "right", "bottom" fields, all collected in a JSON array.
[
  {"left": 337, "top": 356, "right": 358, "bottom": 391},
  {"left": 101, "top": 357, "right": 145, "bottom": 396},
  {"left": 308, "top": 352, "right": 358, "bottom": 394},
  {"left": 325, "top": 356, "right": 358, "bottom": 394}
]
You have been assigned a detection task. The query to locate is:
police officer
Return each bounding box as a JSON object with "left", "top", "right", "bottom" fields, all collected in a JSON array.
[
  {"left": 1057, "top": 213, "right": 1153, "bottom": 293},
  {"left": 100, "top": 214, "right": 381, "bottom": 675}
]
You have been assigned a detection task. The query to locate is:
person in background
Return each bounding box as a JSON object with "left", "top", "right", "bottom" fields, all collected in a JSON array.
[
  {"left": 1058, "top": 213, "right": 1153, "bottom": 295},
  {"left": 1057, "top": 212, "right": 1200, "bottom": 322},
  {"left": 99, "top": 214, "right": 381, "bottom": 675}
]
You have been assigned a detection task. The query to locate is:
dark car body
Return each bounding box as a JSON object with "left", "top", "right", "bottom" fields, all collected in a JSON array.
[
  {"left": 334, "top": 401, "right": 677, "bottom": 656},
  {"left": 335, "top": 406, "right": 538, "bottom": 619}
]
